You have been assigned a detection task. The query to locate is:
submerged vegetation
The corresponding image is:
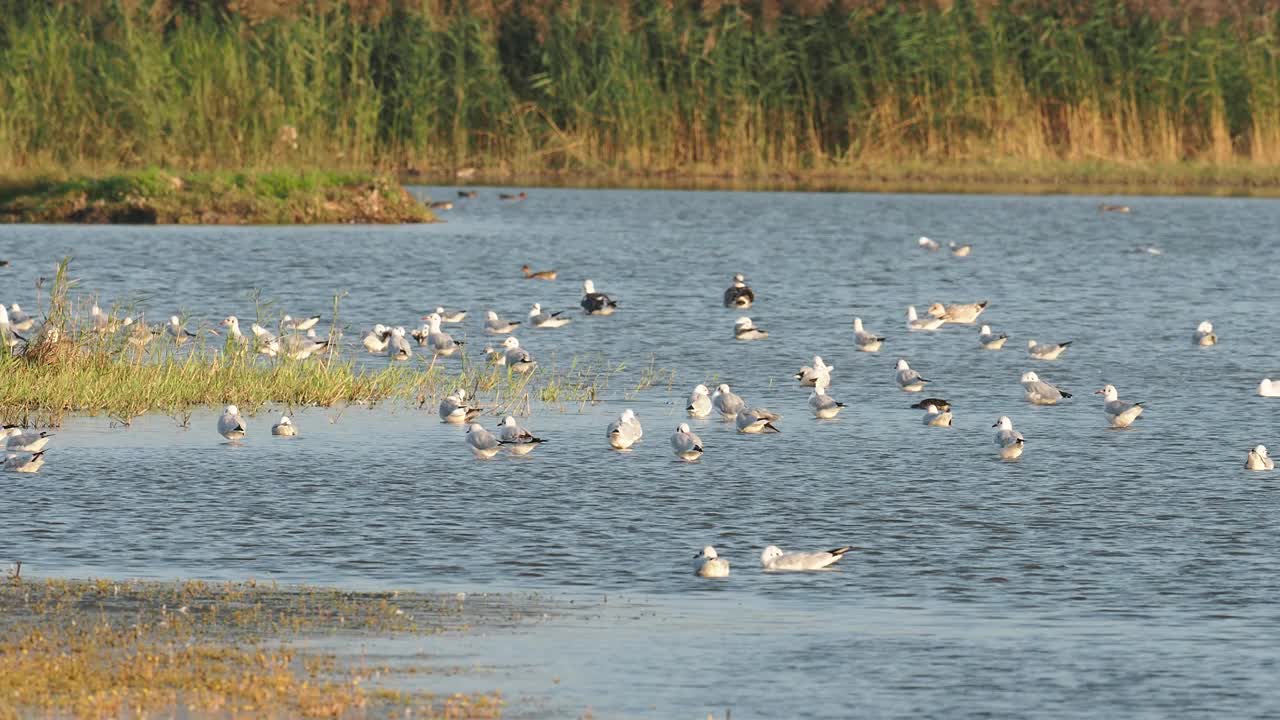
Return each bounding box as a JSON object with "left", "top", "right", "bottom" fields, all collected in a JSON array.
[
  {"left": 0, "top": 260, "right": 647, "bottom": 424},
  {"left": 4, "top": 1, "right": 1280, "bottom": 190},
  {"left": 0, "top": 169, "right": 433, "bottom": 224},
  {"left": 0, "top": 574, "right": 529, "bottom": 718}
]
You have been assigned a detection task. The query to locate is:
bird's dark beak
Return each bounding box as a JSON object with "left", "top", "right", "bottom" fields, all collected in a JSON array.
[
  {"left": 1093, "top": 389, "right": 1104, "bottom": 395},
  {"left": 991, "top": 421, "right": 999, "bottom": 427}
]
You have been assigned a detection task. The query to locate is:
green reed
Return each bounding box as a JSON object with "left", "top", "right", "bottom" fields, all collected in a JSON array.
[{"left": 2, "top": 1, "right": 1280, "bottom": 177}]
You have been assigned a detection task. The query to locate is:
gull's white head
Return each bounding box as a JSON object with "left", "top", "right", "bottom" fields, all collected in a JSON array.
[
  {"left": 733, "top": 273, "right": 746, "bottom": 283},
  {"left": 278, "top": 415, "right": 292, "bottom": 426},
  {"left": 392, "top": 326, "right": 406, "bottom": 337},
  {"left": 1261, "top": 378, "right": 1275, "bottom": 392},
  {"left": 676, "top": 423, "right": 691, "bottom": 433},
  {"left": 282, "top": 314, "right": 294, "bottom": 324},
  {"left": 486, "top": 310, "right": 498, "bottom": 320},
  {"left": 692, "top": 384, "right": 709, "bottom": 396},
  {"left": 895, "top": 359, "right": 910, "bottom": 370},
  {"left": 225, "top": 404, "right": 240, "bottom": 416},
  {"left": 734, "top": 316, "right": 753, "bottom": 328},
  {"left": 1021, "top": 371, "right": 1040, "bottom": 383},
  {"left": 169, "top": 315, "right": 181, "bottom": 326},
  {"left": 221, "top": 316, "right": 238, "bottom": 327},
  {"left": 923, "top": 403, "right": 940, "bottom": 414},
  {"left": 992, "top": 416, "right": 1013, "bottom": 430},
  {"left": 1197, "top": 320, "right": 1214, "bottom": 333},
  {"left": 918, "top": 236, "right": 934, "bottom": 247},
  {"left": 10, "top": 303, "right": 20, "bottom": 312},
  {"left": 1254, "top": 445, "right": 1270, "bottom": 458},
  {"left": 528, "top": 303, "right": 542, "bottom": 316},
  {"left": 906, "top": 305, "right": 918, "bottom": 320},
  {"left": 466, "top": 423, "right": 484, "bottom": 435},
  {"left": 927, "top": 302, "right": 946, "bottom": 316},
  {"left": 853, "top": 317, "right": 864, "bottom": 331},
  {"left": 582, "top": 279, "right": 596, "bottom": 294},
  {"left": 92, "top": 304, "right": 103, "bottom": 316},
  {"left": 697, "top": 546, "right": 719, "bottom": 560},
  {"left": 1095, "top": 384, "right": 1119, "bottom": 400},
  {"left": 435, "top": 306, "right": 447, "bottom": 315},
  {"left": 760, "top": 545, "right": 784, "bottom": 564},
  {"left": 715, "top": 384, "right": 731, "bottom": 394},
  {"left": 373, "top": 323, "right": 387, "bottom": 334},
  {"left": 499, "top": 415, "right": 516, "bottom": 427},
  {"left": 980, "top": 324, "right": 992, "bottom": 334},
  {"left": 1027, "top": 339, "right": 1038, "bottom": 348},
  {"left": 502, "top": 336, "right": 520, "bottom": 349},
  {"left": 423, "top": 313, "right": 442, "bottom": 328},
  {"left": 621, "top": 409, "right": 637, "bottom": 422},
  {"left": 450, "top": 388, "right": 468, "bottom": 401}
]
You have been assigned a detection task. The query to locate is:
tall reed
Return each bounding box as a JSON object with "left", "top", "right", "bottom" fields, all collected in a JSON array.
[{"left": 2, "top": 1, "right": 1279, "bottom": 174}]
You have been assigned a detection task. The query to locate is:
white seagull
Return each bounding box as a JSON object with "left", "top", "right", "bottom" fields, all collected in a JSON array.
[
  {"left": 735, "top": 407, "right": 781, "bottom": 434},
  {"left": 671, "top": 423, "right": 704, "bottom": 461},
  {"left": 465, "top": 423, "right": 506, "bottom": 459},
  {"left": 271, "top": 415, "right": 298, "bottom": 436},
  {"left": 809, "top": 382, "right": 845, "bottom": 419},
  {"left": 895, "top": 359, "right": 930, "bottom": 392},
  {"left": 1095, "top": 384, "right": 1144, "bottom": 428},
  {"left": 921, "top": 403, "right": 952, "bottom": 427},
  {"left": 497, "top": 416, "right": 544, "bottom": 456},
  {"left": 760, "top": 545, "right": 853, "bottom": 571},
  {"left": 484, "top": 310, "right": 521, "bottom": 334},
  {"left": 4, "top": 451, "right": 44, "bottom": 473},
  {"left": 733, "top": 316, "right": 768, "bottom": 340},
  {"left": 1246, "top": 445, "right": 1274, "bottom": 471},
  {"left": 218, "top": 405, "right": 247, "bottom": 442},
  {"left": 1259, "top": 379, "right": 1280, "bottom": 398},
  {"left": 1021, "top": 371, "right": 1072, "bottom": 405},
  {"left": 978, "top": 325, "right": 1008, "bottom": 350},
  {"left": 4, "top": 429, "right": 53, "bottom": 453},
  {"left": 1027, "top": 339, "right": 1072, "bottom": 360},
  {"left": 7, "top": 304, "right": 34, "bottom": 332},
  {"left": 528, "top": 303, "right": 571, "bottom": 329},
  {"left": 711, "top": 384, "right": 745, "bottom": 420},
  {"left": 362, "top": 324, "right": 391, "bottom": 354},
  {"left": 906, "top": 305, "right": 945, "bottom": 331},
  {"left": 687, "top": 384, "right": 713, "bottom": 418},
  {"left": 387, "top": 326, "right": 413, "bottom": 361},
  {"left": 794, "top": 356, "right": 833, "bottom": 387},
  {"left": 434, "top": 307, "right": 467, "bottom": 324},
  {"left": 281, "top": 314, "right": 321, "bottom": 332},
  {"left": 165, "top": 315, "right": 198, "bottom": 345},
  {"left": 422, "top": 313, "right": 462, "bottom": 357},
  {"left": 694, "top": 546, "right": 730, "bottom": 577},
  {"left": 927, "top": 301, "right": 988, "bottom": 324},
  {"left": 439, "top": 389, "right": 482, "bottom": 424},
  {"left": 1192, "top": 321, "right": 1217, "bottom": 347},
  {"left": 992, "top": 416, "right": 1025, "bottom": 459},
  {"left": 918, "top": 236, "right": 940, "bottom": 251},
  {"left": 607, "top": 409, "right": 643, "bottom": 450},
  {"left": 501, "top": 337, "right": 536, "bottom": 373},
  {"left": 852, "top": 317, "right": 884, "bottom": 352}
]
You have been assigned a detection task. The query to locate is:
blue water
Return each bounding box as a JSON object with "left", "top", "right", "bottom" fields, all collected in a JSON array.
[{"left": 3, "top": 189, "right": 1280, "bottom": 718}]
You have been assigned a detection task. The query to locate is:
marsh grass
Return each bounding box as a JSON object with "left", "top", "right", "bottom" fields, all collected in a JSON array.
[
  {"left": 1, "top": 260, "right": 646, "bottom": 425},
  {"left": 0, "top": 576, "right": 535, "bottom": 719}
]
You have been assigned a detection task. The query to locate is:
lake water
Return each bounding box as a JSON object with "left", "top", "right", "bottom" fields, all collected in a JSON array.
[{"left": 3, "top": 189, "right": 1280, "bottom": 718}]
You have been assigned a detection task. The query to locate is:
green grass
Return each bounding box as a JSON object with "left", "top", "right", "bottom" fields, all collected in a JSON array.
[
  {"left": 0, "top": 169, "right": 432, "bottom": 223},
  {"left": 3, "top": 1, "right": 1280, "bottom": 184}
]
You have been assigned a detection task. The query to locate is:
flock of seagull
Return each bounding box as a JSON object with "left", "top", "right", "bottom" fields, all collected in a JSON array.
[{"left": 5, "top": 224, "right": 1279, "bottom": 574}]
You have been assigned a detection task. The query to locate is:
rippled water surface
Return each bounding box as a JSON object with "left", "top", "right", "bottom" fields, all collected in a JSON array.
[{"left": 3, "top": 189, "right": 1280, "bottom": 718}]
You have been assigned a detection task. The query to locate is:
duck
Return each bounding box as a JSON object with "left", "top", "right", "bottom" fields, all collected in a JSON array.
[
  {"left": 521, "top": 264, "right": 557, "bottom": 280},
  {"left": 498, "top": 191, "right": 527, "bottom": 201},
  {"left": 457, "top": 190, "right": 478, "bottom": 199},
  {"left": 948, "top": 241, "right": 972, "bottom": 257},
  {"left": 909, "top": 398, "right": 951, "bottom": 413}
]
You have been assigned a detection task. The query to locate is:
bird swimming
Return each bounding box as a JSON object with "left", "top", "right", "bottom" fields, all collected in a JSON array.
[
  {"left": 992, "top": 416, "right": 1025, "bottom": 459},
  {"left": 580, "top": 280, "right": 618, "bottom": 315},
  {"left": 734, "top": 316, "right": 768, "bottom": 340},
  {"left": 723, "top": 273, "right": 754, "bottom": 309}
]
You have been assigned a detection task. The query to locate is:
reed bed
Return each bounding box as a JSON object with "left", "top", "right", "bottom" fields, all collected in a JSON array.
[{"left": 3, "top": 0, "right": 1280, "bottom": 183}]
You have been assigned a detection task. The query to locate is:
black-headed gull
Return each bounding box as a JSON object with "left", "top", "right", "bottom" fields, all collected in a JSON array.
[
  {"left": 484, "top": 311, "right": 521, "bottom": 334},
  {"left": 439, "top": 389, "right": 482, "bottom": 424},
  {"left": 992, "top": 416, "right": 1025, "bottom": 459},
  {"left": 1027, "top": 339, "right": 1072, "bottom": 360},
  {"left": 906, "top": 305, "right": 944, "bottom": 331},
  {"left": 853, "top": 317, "right": 884, "bottom": 352},
  {"left": 1096, "top": 385, "right": 1143, "bottom": 427},
  {"left": 927, "top": 300, "right": 987, "bottom": 324},
  {"left": 735, "top": 407, "right": 781, "bottom": 434},
  {"left": 218, "top": 405, "right": 247, "bottom": 442},
  {"left": 687, "top": 385, "right": 712, "bottom": 418},
  {"left": 607, "top": 409, "right": 643, "bottom": 450},
  {"left": 809, "top": 384, "right": 845, "bottom": 419},
  {"left": 465, "top": 423, "right": 506, "bottom": 459},
  {"left": 760, "top": 545, "right": 853, "bottom": 571},
  {"left": 710, "top": 384, "right": 745, "bottom": 419},
  {"left": 671, "top": 423, "right": 704, "bottom": 461},
  {"left": 694, "top": 546, "right": 730, "bottom": 577},
  {"left": 978, "top": 325, "right": 1008, "bottom": 350},
  {"left": 733, "top": 316, "right": 768, "bottom": 340},
  {"left": 271, "top": 415, "right": 297, "bottom": 437},
  {"left": 498, "top": 416, "right": 544, "bottom": 456},
  {"left": 501, "top": 337, "right": 536, "bottom": 373},
  {"left": 1246, "top": 445, "right": 1274, "bottom": 471},
  {"left": 528, "top": 303, "right": 571, "bottom": 328},
  {"left": 1021, "top": 371, "right": 1071, "bottom": 405},
  {"left": 895, "top": 359, "right": 929, "bottom": 392}
]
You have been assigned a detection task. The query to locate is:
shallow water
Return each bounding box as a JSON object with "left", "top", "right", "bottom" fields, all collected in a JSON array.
[{"left": 4, "top": 189, "right": 1280, "bottom": 717}]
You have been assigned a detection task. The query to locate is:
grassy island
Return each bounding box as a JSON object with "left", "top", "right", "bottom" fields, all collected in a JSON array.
[{"left": 0, "top": 170, "right": 433, "bottom": 224}]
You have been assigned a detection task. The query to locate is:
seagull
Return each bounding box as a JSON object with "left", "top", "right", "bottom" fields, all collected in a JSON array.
[
  {"left": 482, "top": 345, "right": 505, "bottom": 364},
  {"left": 1259, "top": 379, "right": 1280, "bottom": 398},
  {"left": 498, "top": 416, "right": 544, "bottom": 456},
  {"left": 580, "top": 280, "right": 618, "bottom": 315},
  {"left": 809, "top": 382, "right": 845, "bottom": 419},
  {"left": 907, "top": 305, "right": 945, "bottom": 331},
  {"left": 735, "top": 407, "right": 781, "bottom": 434},
  {"left": 387, "top": 326, "right": 413, "bottom": 361},
  {"left": 4, "top": 429, "right": 53, "bottom": 453},
  {"left": 948, "top": 241, "right": 972, "bottom": 257},
  {"left": 501, "top": 337, "right": 536, "bottom": 373},
  {"left": 362, "top": 324, "right": 391, "bottom": 354},
  {"left": 0, "top": 305, "right": 25, "bottom": 348},
  {"left": 521, "top": 264, "right": 557, "bottom": 280},
  {"left": 918, "top": 236, "right": 940, "bottom": 251},
  {"left": 979, "top": 324, "right": 1008, "bottom": 350},
  {"left": 1027, "top": 339, "right": 1072, "bottom": 360},
  {"left": 795, "top": 356, "right": 833, "bottom": 387},
  {"left": 927, "top": 301, "right": 988, "bottom": 324},
  {"left": 125, "top": 317, "right": 156, "bottom": 348},
  {"left": 271, "top": 415, "right": 298, "bottom": 436},
  {"left": 420, "top": 313, "right": 462, "bottom": 356},
  {"left": 687, "top": 384, "right": 713, "bottom": 418},
  {"left": 250, "top": 323, "right": 281, "bottom": 357},
  {"left": 895, "top": 359, "right": 929, "bottom": 392},
  {"left": 1192, "top": 320, "right": 1217, "bottom": 346},
  {"left": 694, "top": 546, "right": 730, "bottom": 578},
  {"left": 4, "top": 451, "right": 44, "bottom": 473},
  {"left": 1246, "top": 445, "right": 1274, "bottom": 471},
  {"left": 221, "top": 316, "right": 247, "bottom": 347},
  {"left": 528, "top": 303, "right": 571, "bottom": 328},
  {"left": 711, "top": 384, "right": 745, "bottom": 420},
  {"left": 279, "top": 333, "right": 329, "bottom": 360},
  {"left": 1096, "top": 385, "right": 1144, "bottom": 427},
  {"left": 760, "top": 545, "right": 853, "bottom": 571},
  {"left": 992, "top": 416, "right": 1025, "bottom": 459},
  {"left": 91, "top": 304, "right": 113, "bottom": 333},
  {"left": 723, "top": 273, "right": 754, "bottom": 308},
  {"left": 7, "top": 304, "right": 33, "bottom": 332},
  {"left": 465, "top": 423, "right": 507, "bottom": 459},
  {"left": 910, "top": 398, "right": 951, "bottom": 412},
  {"left": 921, "top": 402, "right": 952, "bottom": 426},
  {"left": 607, "top": 409, "right": 643, "bottom": 450},
  {"left": 281, "top": 314, "right": 321, "bottom": 332},
  {"left": 165, "top": 315, "right": 198, "bottom": 345},
  {"left": 484, "top": 311, "right": 521, "bottom": 334},
  {"left": 434, "top": 307, "right": 467, "bottom": 324},
  {"left": 853, "top": 317, "right": 884, "bottom": 352},
  {"left": 733, "top": 316, "right": 768, "bottom": 340},
  {"left": 1021, "top": 371, "right": 1072, "bottom": 405},
  {"left": 671, "top": 423, "right": 704, "bottom": 461},
  {"left": 218, "top": 405, "right": 247, "bottom": 442},
  {"left": 439, "top": 389, "right": 483, "bottom": 424}
]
